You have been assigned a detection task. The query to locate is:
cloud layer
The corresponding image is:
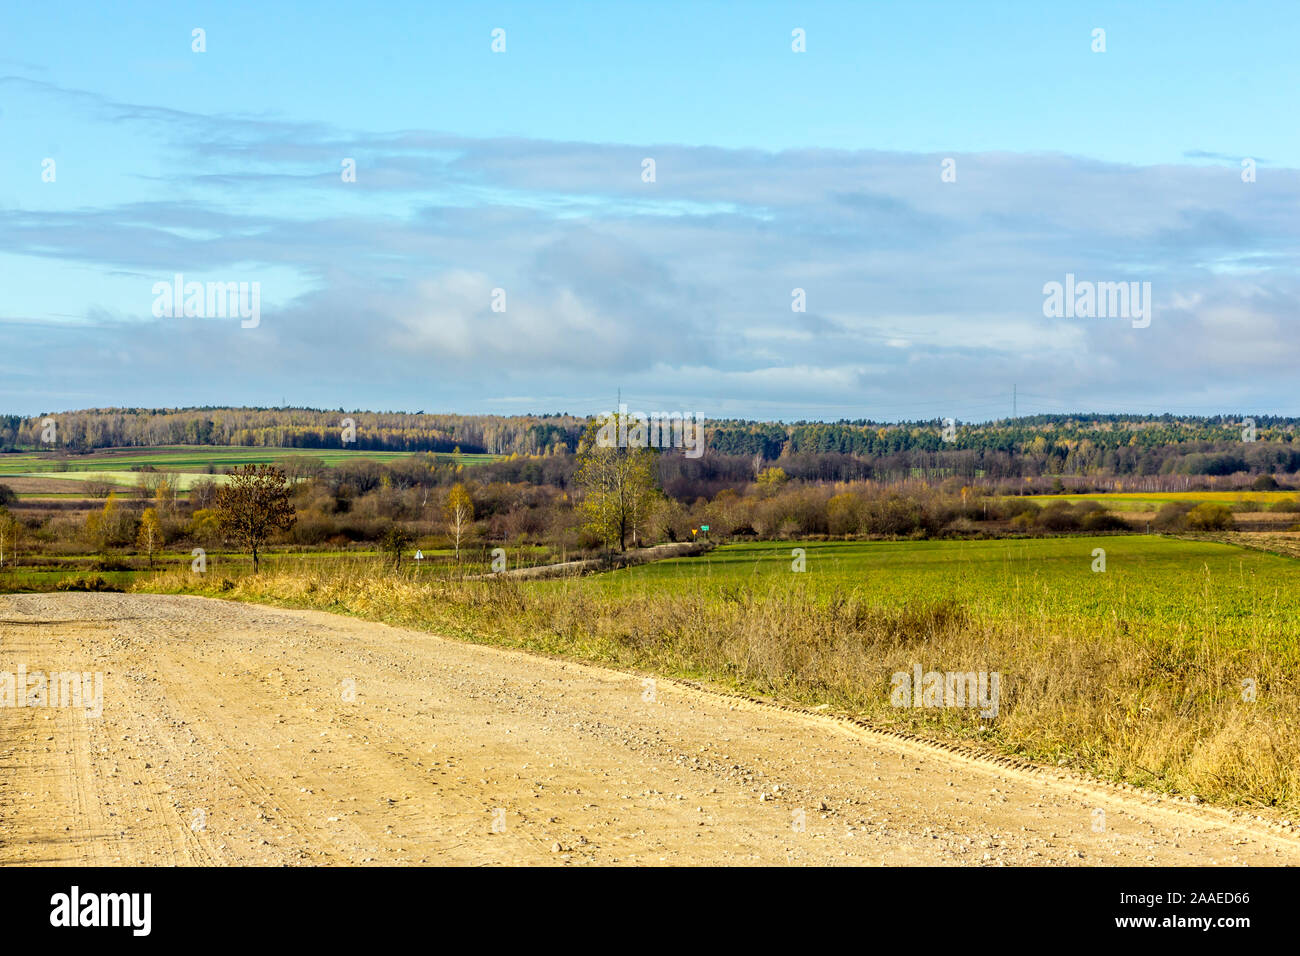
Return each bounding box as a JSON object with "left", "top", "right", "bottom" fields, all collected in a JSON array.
[{"left": 3, "top": 77, "right": 1299, "bottom": 420}]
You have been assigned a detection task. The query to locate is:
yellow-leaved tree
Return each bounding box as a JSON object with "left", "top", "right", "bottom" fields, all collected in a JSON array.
[
  {"left": 137, "top": 507, "right": 163, "bottom": 568},
  {"left": 444, "top": 483, "right": 474, "bottom": 564},
  {"left": 575, "top": 413, "right": 659, "bottom": 553}
]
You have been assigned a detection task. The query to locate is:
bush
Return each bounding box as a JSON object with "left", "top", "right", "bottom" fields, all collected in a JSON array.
[
  {"left": 1153, "top": 501, "right": 1196, "bottom": 531},
  {"left": 55, "top": 574, "right": 120, "bottom": 592},
  {"left": 999, "top": 498, "right": 1041, "bottom": 521},
  {"left": 1037, "top": 501, "right": 1081, "bottom": 532},
  {"left": 1185, "top": 502, "right": 1234, "bottom": 531},
  {"left": 864, "top": 495, "right": 924, "bottom": 536},
  {"left": 1081, "top": 510, "right": 1129, "bottom": 532},
  {"left": 288, "top": 518, "right": 333, "bottom": 545},
  {"left": 1009, "top": 511, "right": 1037, "bottom": 530}
]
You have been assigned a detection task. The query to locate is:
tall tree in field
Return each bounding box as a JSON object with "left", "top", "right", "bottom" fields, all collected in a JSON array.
[
  {"left": 214, "top": 465, "right": 296, "bottom": 573},
  {"left": 136, "top": 507, "right": 163, "bottom": 568},
  {"left": 86, "top": 492, "right": 132, "bottom": 552},
  {"left": 379, "top": 522, "right": 413, "bottom": 570},
  {"left": 443, "top": 483, "right": 473, "bottom": 564},
  {"left": 575, "top": 414, "right": 659, "bottom": 552},
  {"left": 153, "top": 476, "right": 176, "bottom": 516}
]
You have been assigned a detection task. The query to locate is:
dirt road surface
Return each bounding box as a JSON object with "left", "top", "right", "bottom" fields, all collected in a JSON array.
[{"left": 2, "top": 592, "right": 1297, "bottom": 866}]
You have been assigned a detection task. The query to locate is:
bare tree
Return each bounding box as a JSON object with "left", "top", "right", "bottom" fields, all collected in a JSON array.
[{"left": 214, "top": 465, "right": 296, "bottom": 573}]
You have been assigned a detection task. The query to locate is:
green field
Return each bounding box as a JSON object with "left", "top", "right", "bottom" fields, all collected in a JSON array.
[
  {"left": 561, "top": 536, "right": 1300, "bottom": 648},
  {"left": 1012, "top": 491, "right": 1300, "bottom": 511},
  {"left": 0, "top": 444, "right": 500, "bottom": 477},
  {"left": 0, "top": 444, "right": 502, "bottom": 495}
]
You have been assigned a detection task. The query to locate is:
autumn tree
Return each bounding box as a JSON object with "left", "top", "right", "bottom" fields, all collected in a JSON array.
[
  {"left": 1185, "top": 501, "right": 1234, "bottom": 531},
  {"left": 444, "top": 483, "right": 474, "bottom": 563},
  {"left": 137, "top": 507, "right": 163, "bottom": 568},
  {"left": 188, "top": 508, "right": 222, "bottom": 545},
  {"left": 152, "top": 476, "right": 176, "bottom": 516},
  {"left": 214, "top": 465, "right": 296, "bottom": 573},
  {"left": 379, "top": 522, "right": 413, "bottom": 570},
  {"left": 85, "top": 492, "right": 133, "bottom": 552},
  {"left": 575, "top": 414, "right": 659, "bottom": 552}
]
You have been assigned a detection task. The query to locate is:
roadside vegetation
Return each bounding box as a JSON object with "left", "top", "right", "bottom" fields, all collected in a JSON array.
[{"left": 138, "top": 534, "right": 1300, "bottom": 815}]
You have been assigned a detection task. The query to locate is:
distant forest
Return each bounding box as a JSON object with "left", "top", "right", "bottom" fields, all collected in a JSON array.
[{"left": 3, "top": 407, "right": 1299, "bottom": 481}]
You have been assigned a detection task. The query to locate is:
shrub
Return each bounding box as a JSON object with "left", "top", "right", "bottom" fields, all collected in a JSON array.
[
  {"left": 55, "top": 574, "right": 119, "bottom": 592},
  {"left": 1153, "top": 501, "right": 1196, "bottom": 531},
  {"left": 288, "top": 518, "right": 333, "bottom": 545},
  {"left": 1037, "top": 501, "right": 1081, "bottom": 532},
  {"left": 1185, "top": 502, "right": 1234, "bottom": 531},
  {"left": 1081, "top": 510, "right": 1129, "bottom": 532},
  {"left": 999, "top": 498, "right": 1040, "bottom": 521},
  {"left": 1009, "top": 511, "right": 1037, "bottom": 530}
]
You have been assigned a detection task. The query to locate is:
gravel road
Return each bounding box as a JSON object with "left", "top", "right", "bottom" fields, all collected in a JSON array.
[{"left": 2, "top": 592, "right": 1296, "bottom": 866}]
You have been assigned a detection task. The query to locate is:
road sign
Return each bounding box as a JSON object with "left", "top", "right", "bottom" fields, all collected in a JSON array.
[{"left": 414, "top": 550, "right": 424, "bottom": 561}]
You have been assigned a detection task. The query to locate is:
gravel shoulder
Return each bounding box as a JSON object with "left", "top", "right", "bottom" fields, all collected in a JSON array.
[{"left": 2, "top": 592, "right": 1297, "bottom": 866}]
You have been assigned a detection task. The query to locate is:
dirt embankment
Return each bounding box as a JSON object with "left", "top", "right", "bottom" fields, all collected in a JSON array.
[{"left": 2, "top": 592, "right": 1297, "bottom": 866}]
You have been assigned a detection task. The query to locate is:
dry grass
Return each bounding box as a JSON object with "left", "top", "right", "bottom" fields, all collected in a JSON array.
[
  {"left": 1199, "top": 531, "right": 1300, "bottom": 560},
  {"left": 139, "top": 558, "right": 1300, "bottom": 813}
]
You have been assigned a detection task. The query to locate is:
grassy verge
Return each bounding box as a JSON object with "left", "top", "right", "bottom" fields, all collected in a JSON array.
[{"left": 134, "top": 547, "right": 1300, "bottom": 815}]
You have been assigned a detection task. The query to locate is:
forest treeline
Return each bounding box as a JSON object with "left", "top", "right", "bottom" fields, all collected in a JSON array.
[{"left": 3, "top": 407, "right": 1299, "bottom": 479}]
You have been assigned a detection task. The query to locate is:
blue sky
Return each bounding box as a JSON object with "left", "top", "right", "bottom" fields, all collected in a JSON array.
[{"left": 3, "top": 0, "right": 1299, "bottom": 420}]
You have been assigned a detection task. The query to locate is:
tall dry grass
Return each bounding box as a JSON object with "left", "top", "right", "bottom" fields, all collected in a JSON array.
[{"left": 139, "top": 558, "right": 1300, "bottom": 813}]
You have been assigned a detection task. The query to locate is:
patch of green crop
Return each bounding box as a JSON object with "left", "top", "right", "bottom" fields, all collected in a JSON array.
[{"left": 536, "top": 535, "right": 1300, "bottom": 650}]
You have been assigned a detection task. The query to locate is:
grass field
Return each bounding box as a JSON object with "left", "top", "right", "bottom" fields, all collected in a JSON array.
[
  {"left": 136, "top": 533, "right": 1300, "bottom": 811},
  {"left": 0, "top": 444, "right": 500, "bottom": 478},
  {"left": 7, "top": 470, "right": 235, "bottom": 490},
  {"left": 1016, "top": 491, "right": 1300, "bottom": 512},
  {"left": 568, "top": 536, "right": 1300, "bottom": 648}
]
